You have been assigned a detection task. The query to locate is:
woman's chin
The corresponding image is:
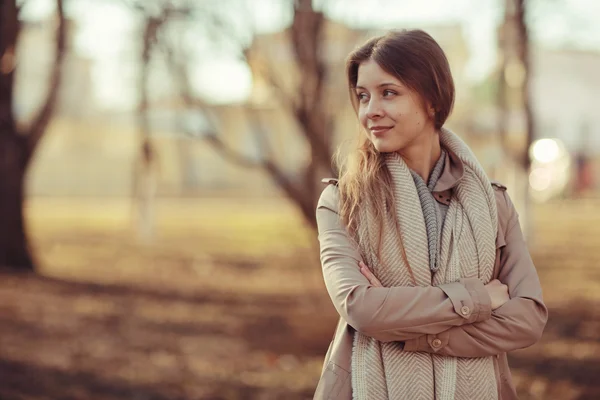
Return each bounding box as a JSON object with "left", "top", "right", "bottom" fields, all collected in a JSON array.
[{"left": 374, "top": 142, "right": 401, "bottom": 153}]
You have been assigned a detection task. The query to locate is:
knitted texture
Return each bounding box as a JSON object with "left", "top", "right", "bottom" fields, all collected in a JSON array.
[
  {"left": 410, "top": 148, "right": 447, "bottom": 272},
  {"left": 351, "top": 129, "right": 498, "bottom": 400}
]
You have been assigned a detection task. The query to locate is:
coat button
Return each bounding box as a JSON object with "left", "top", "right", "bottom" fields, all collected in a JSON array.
[
  {"left": 460, "top": 306, "right": 470, "bottom": 316},
  {"left": 432, "top": 339, "right": 442, "bottom": 348}
]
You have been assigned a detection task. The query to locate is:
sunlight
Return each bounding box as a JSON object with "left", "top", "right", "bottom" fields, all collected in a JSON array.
[
  {"left": 18, "top": 0, "right": 55, "bottom": 20},
  {"left": 192, "top": 60, "right": 253, "bottom": 105}
]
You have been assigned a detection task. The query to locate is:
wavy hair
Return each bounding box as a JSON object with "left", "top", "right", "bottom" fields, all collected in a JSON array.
[{"left": 336, "top": 29, "right": 455, "bottom": 256}]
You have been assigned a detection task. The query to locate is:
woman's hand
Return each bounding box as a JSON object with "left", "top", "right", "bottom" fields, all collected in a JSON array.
[
  {"left": 485, "top": 279, "right": 510, "bottom": 310},
  {"left": 359, "top": 261, "right": 383, "bottom": 287}
]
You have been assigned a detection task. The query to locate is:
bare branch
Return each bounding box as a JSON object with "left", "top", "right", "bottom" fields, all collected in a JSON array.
[
  {"left": 161, "top": 24, "right": 278, "bottom": 169},
  {"left": 25, "top": 0, "right": 66, "bottom": 159},
  {"left": 161, "top": 36, "right": 194, "bottom": 106},
  {"left": 264, "top": 159, "right": 314, "bottom": 222},
  {"left": 204, "top": 126, "right": 313, "bottom": 224},
  {"left": 15, "top": 1, "right": 25, "bottom": 16},
  {"left": 204, "top": 133, "right": 263, "bottom": 169},
  {"left": 160, "top": 15, "right": 310, "bottom": 212},
  {"left": 131, "top": 0, "right": 327, "bottom": 228},
  {"left": 242, "top": 106, "right": 275, "bottom": 161},
  {"left": 255, "top": 61, "right": 298, "bottom": 113}
]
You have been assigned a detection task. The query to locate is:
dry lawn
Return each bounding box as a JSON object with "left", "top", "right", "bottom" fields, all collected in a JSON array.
[{"left": 0, "top": 196, "right": 598, "bottom": 400}]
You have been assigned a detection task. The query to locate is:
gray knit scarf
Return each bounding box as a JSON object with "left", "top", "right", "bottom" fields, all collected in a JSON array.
[{"left": 410, "top": 149, "right": 447, "bottom": 272}]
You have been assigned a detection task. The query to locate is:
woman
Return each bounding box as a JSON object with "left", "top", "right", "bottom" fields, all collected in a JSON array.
[{"left": 315, "top": 29, "right": 547, "bottom": 400}]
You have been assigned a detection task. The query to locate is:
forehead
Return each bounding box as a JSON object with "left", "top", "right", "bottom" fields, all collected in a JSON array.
[{"left": 356, "top": 59, "right": 404, "bottom": 88}]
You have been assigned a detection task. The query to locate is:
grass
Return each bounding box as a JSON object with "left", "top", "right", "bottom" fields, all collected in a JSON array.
[{"left": 0, "top": 195, "right": 597, "bottom": 399}]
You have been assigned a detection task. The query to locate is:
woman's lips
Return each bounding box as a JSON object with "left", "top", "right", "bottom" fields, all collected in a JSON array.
[{"left": 370, "top": 127, "right": 392, "bottom": 137}]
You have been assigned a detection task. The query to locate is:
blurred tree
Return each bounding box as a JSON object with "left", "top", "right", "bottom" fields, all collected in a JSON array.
[
  {"left": 513, "top": 0, "right": 534, "bottom": 172},
  {"left": 0, "top": 0, "right": 66, "bottom": 271},
  {"left": 496, "top": 0, "right": 534, "bottom": 235},
  {"left": 124, "top": 0, "right": 195, "bottom": 243},
  {"left": 165, "top": 0, "right": 336, "bottom": 229},
  {"left": 132, "top": 9, "right": 163, "bottom": 244},
  {"left": 497, "top": 0, "right": 534, "bottom": 169}
]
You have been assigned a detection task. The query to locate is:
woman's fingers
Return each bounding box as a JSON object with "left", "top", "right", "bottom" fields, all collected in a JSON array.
[
  {"left": 359, "top": 261, "right": 383, "bottom": 287},
  {"left": 359, "top": 261, "right": 371, "bottom": 278},
  {"left": 485, "top": 279, "right": 510, "bottom": 310}
]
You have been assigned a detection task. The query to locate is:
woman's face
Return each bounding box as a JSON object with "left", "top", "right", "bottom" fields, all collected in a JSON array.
[{"left": 355, "top": 59, "right": 435, "bottom": 154}]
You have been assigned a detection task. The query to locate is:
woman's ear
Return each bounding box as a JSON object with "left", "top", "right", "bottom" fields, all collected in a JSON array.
[
  {"left": 423, "top": 99, "right": 436, "bottom": 119},
  {"left": 428, "top": 106, "right": 436, "bottom": 119}
]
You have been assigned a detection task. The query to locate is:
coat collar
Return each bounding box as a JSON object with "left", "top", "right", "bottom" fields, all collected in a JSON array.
[{"left": 432, "top": 146, "right": 465, "bottom": 205}]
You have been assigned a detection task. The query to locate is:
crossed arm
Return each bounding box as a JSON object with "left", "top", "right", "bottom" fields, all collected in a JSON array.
[{"left": 316, "top": 185, "right": 548, "bottom": 358}]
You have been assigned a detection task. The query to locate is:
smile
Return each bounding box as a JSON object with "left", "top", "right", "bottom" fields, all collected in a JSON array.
[{"left": 370, "top": 127, "right": 392, "bottom": 137}]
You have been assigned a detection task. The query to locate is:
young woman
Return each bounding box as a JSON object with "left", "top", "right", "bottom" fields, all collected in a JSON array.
[{"left": 315, "top": 29, "right": 547, "bottom": 400}]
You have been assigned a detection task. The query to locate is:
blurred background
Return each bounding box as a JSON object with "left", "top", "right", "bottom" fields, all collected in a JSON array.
[{"left": 0, "top": 0, "right": 599, "bottom": 399}]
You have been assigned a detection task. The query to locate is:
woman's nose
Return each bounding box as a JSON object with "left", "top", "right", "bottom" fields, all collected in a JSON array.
[{"left": 366, "top": 99, "right": 383, "bottom": 119}]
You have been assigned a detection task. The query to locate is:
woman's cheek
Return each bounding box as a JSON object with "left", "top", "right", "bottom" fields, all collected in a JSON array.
[{"left": 358, "top": 111, "right": 368, "bottom": 129}]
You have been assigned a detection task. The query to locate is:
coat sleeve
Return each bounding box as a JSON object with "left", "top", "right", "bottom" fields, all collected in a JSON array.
[
  {"left": 316, "top": 184, "right": 492, "bottom": 342},
  {"left": 403, "top": 189, "right": 548, "bottom": 357}
]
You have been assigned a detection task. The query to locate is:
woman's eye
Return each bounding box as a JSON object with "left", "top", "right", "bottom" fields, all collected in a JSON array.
[
  {"left": 357, "top": 93, "right": 369, "bottom": 103},
  {"left": 383, "top": 89, "right": 396, "bottom": 97}
]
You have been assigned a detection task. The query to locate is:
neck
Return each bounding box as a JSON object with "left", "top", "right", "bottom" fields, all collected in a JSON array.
[{"left": 397, "top": 128, "right": 442, "bottom": 182}]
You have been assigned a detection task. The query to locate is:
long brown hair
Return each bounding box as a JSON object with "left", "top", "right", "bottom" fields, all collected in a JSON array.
[{"left": 336, "top": 29, "right": 455, "bottom": 249}]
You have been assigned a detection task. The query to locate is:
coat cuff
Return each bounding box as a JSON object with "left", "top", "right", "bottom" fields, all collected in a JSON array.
[
  {"left": 404, "top": 330, "right": 450, "bottom": 353},
  {"left": 460, "top": 277, "right": 492, "bottom": 323},
  {"left": 404, "top": 278, "right": 493, "bottom": 352},
  {"left": 403, "top": 334, "right": 428, "bottom": 352},
  {"left": 438, "top": 280, "right": 478, "bottom": 324}
]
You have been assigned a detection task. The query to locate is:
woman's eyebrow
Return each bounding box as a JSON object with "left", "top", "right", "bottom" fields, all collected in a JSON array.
[{"left": 355, "top": 82, "right": 402, "bottom": 90}]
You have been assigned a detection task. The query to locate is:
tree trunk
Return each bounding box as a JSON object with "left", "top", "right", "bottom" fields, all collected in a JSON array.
[
  {"left": 514, "top": 0, "right": 533, "bottom": 240},
  {"left": 0, "top": 1, "right": 33, "bottom": 270},
  {"left": 132, "top": 16, "right": 160, "bottom": 244},
  {"left": 0, "top": 133, "right": 34, "bottom": 270},
  {"left": 0, "top": 0, "right": 66, "bottom": 271},
  {"left": 495, "top": 0, "right": 534, "bottom": 238},
  {"left": 514, "top": 0, "right": 534, "bottom": 171}
]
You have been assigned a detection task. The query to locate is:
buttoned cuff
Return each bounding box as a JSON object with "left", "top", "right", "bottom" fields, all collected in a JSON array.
[
  {"left": 404, "top": 330, "right": 450, "bottom": 353},
  {"left": 438, "top": 280, "right": 478, "bottom": 323},
  {"left": 460, "top": 277, "right": 492, "bottom": 323}
]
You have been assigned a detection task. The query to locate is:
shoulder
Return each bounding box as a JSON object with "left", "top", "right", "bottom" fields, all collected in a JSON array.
[
  {"left": 318, "top": 178, "right": 340, "bottom": 213},
  {"left": 490, "top": 180, "right": 509, "bottom": 208},
  {"left": 490, "top": 180, "right": 518, "bottom": 236},
  {"left": 491, "top": 180, "right": 509, "bottom": 211}
]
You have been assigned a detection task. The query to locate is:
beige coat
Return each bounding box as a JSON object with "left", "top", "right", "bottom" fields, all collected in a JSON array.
[{"left": 314, "top": 149, "right": 548, "bottom": 400}]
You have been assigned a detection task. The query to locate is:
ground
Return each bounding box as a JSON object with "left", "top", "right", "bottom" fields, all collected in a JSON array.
[{"left": 0, "top": 196, "right": 599, "bottom": 400}]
